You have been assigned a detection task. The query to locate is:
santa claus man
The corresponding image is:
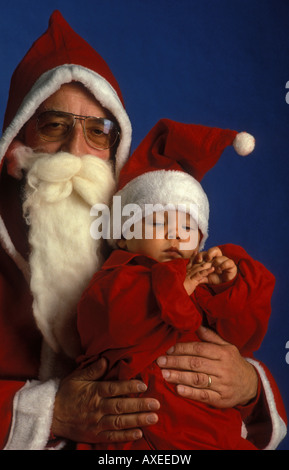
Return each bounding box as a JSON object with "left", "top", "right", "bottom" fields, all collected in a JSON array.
[{"left": 0, "top": 11, "right": 286, "bottom": 449}]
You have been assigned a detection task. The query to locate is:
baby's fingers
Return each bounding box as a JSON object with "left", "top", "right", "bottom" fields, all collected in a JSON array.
[
  {"left": 187, "top": 262, "right": 212, "bottom": 276},
  {"left": 205, "top": 247, "right": 223, "bottom": 261},
  {"left": 211, "top": 258, "right": 237, "bottom": 282},
  {"left": 188, "top": 266, "right": 214, "bottom": 281},
  {"left": 194, "top": 252, "right": 204, "bottom": 264},
  {"left": 212, "top": 258, "right": 234, "bottom": 272}
]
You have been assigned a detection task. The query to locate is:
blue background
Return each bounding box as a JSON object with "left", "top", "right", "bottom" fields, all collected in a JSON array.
[{"left": 0, "top": 0, "right": 288, "bottom": 450}]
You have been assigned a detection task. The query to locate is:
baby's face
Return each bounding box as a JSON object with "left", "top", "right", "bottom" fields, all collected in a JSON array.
[{"left": 118, "top": 210, "right": 201, "bottom": 263}]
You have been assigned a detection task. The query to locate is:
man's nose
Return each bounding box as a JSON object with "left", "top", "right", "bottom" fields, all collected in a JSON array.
[{"left": 60, "top": 121, "right": 89, "bottom": 156}]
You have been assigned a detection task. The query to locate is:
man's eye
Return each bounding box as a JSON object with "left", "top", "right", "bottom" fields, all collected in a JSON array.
[
  {"left": 91, "top": 128, "right": 104, "bottom": 136},
  {"left": 47, "top": 122, "right": 62, "bottom": 128},
  {"left": 42, "top": 121, "right": 68, "bottom": 133}
]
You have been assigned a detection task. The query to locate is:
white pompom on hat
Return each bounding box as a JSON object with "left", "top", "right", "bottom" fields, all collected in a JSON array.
[
  {"left": 111, "top": 118, "right": 255, "bottom": 249},
  {"left": 233, "top": 131, "right": 255, "bottom": 156}
]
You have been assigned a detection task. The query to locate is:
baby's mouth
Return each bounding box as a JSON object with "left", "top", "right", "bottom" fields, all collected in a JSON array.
[{"left": 164, "top": 247, "right": 183, "bottom": 258}]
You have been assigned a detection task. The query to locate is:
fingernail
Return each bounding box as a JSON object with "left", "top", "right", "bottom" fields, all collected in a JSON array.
[
  {"left": 161, "top": 370, "right": 170, "bottom": 379},
  {"left": 148, "top": 400, "right": 160, "bottom": 411},
  {"left": 133, "top": 430, "right": 143, "bottom": 440},
  {"left": 146, "top": 414, "right": 158, "bottom": 424},
  {"left": 177, "top": 385, "right": 186, "bottom": 395},
  {"left": 166, "top": 346, "right": 175, "bottom": 354},
  {"left": 137, "top": 383, "right": 147, "bottom": 392},
  {"left": 156, "top": 356, "right": 167, "bottom": 366}
]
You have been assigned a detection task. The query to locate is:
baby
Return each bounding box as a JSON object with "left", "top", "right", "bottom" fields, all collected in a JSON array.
[{"left": 76, "top": 119, "right": 274, "bottom": 450}]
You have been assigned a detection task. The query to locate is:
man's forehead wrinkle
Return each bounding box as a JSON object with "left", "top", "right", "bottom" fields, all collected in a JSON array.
[{"left": 34, "top": 104, "right": 57, "bottom": 116}]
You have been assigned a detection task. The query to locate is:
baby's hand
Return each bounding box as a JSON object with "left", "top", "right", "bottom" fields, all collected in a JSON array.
[
  {"left": 184, "top": 262, "right": 215, "bottom": 295},
  {"left": 194, "top": 247, "right": 237, "bottom": 285}
]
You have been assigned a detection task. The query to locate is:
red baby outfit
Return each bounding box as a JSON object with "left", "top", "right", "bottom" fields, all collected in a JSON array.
[{"left": 77, "top": 244, "right": 275, "bottom": 450}]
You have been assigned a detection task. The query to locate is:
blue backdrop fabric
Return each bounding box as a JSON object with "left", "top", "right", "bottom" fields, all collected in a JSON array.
[{"left": 0, "top": 0, "right": 288, "bottom": 450}]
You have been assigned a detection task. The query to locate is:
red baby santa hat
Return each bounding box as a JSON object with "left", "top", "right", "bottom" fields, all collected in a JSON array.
[
  {"left": 112, "top": 119, "right": 255, "bottom": 249},
  {"left": 0, "top": 10, "right": 131, "bottom": 177}
]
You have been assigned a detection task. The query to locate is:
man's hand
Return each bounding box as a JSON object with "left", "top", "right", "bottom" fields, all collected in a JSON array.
[
  {"left": 156, "top": 326, "right": 258, "bottom": 409},
  {"left": 52, "top": 358, "right": 160, "bottom": 444}
]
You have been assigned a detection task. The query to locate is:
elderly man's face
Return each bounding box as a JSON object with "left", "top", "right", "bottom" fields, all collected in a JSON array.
[{"left": 23, "top": 82, "right": 113, "bottom": 160}]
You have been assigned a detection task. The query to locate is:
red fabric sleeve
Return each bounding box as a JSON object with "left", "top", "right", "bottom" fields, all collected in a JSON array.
[
  {"left": 78, "top": 264, "right": 153, "bottom": 356},
  {"left": 239, "top": 360, "right": 287, "bottom": 449},
  {"left": 78, "top": 257, "right": 202, "bottom": 357},
  {"left": 151, "top": 258, "right": 202, "bottom": 331},
  {"left": 0, "top": 253, "right": 42, "bottom": 450},
  {"left": 0, "top": 380, "right": 25, "bottom": 449}
]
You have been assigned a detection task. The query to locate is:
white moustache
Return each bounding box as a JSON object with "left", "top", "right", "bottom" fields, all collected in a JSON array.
[{"left": 22, "top": 151, "right": 116, "bottom": 219}]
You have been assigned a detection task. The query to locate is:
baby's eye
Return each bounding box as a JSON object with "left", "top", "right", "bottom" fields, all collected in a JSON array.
[{"left": 182, "top": 225, "right": 195, "bottom": 231}]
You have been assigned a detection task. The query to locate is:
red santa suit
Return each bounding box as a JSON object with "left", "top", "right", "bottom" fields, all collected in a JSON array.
[
  {"left": 76, "top": 244, "right": 276, "bottom": 450},
  {"left": 0, "top": 13, "right": 286, "bottom": 451}
]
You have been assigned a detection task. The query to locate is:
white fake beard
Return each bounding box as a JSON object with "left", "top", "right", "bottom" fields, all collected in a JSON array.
[{"left": 18, "top": 149, "right": 116, "bottom": 359}]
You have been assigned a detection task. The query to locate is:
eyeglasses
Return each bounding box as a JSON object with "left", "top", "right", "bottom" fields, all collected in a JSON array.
[{"left": 36, "top": 110, "right": 120, "bottom": 150}]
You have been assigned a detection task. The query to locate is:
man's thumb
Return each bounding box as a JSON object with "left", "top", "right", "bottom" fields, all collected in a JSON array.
[
  {"left": 74, "top": 357, "right": 108, "bottom": 382},
  {"left": 197, "top": 325, "right": 228, "bottom": 346}
]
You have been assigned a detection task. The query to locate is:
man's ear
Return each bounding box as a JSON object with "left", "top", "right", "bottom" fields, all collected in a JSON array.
[
  {"left": 117, "top": 238, "right": 127, "bottom": 250},
  {"left": 5, "top": 139, "right": 32, "bottom": 180}
]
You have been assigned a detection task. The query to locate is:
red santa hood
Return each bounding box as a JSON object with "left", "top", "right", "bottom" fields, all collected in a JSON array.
[{"left": 0, "top": 10, "right": 132, "bottom": 178}]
